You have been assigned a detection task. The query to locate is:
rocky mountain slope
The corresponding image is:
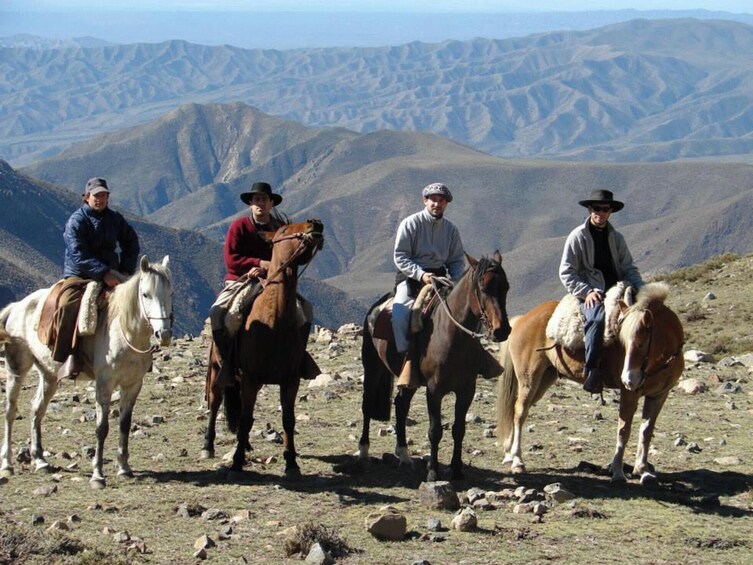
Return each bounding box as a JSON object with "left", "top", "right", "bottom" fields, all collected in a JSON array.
[
  {"left": 6, "top": 19, "right": 753, "bottom": 164},
  {"left": 20, "top": 102, "right": 753, "bottom": 315}
]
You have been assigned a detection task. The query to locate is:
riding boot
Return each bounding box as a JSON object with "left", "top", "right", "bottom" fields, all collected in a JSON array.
[
  {"left": 57, "top": 353, "right": 82, "bottom": 382},
  {"left": 583, "top": 367, "right": 604, "bottom": 394},
  {"left": 396, "top": 346, "right": 421, "bottom": 390}
]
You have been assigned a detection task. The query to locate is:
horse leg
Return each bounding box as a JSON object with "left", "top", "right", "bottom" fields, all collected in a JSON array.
[
  {"left": 201, "top": 345, "right": 223, "bottom": 459},
  {"left": 609, "top": 391, "right": 639, "bottom": 483},
  {"left": 394, "top": 387, "right": 416, "bottom": 467},
  {"left": 425, "top": 390, "right": 444, "bottom": 482},
  {"left": 115, "top": 380, "right": 143, "bottom": 478},
  {"left": 91, "top": 380, "right": 114, "bottom": 488},
  {"left": 280, "top": 379, "right": 302, "bottom": 479},
  {"left": 450, "top": 385, "right": 476, "bottom": 481},
  {"left": 506, "top": 366, "right": 553, "bottom": 474},
  {"left": 1, "top": 369, "right": 24, "bottom": 476},
  {"left": 231, "top": 380, "right": 259, "bottom": 472},
  {"left": 29, "top": 370, "right": 59, "bottom": 472},
  {"left": 633, "top": 390, "right": 670, "bottom": 485},
  {"left": 357, "top": 413, "right": 371, "bottom": 460}
]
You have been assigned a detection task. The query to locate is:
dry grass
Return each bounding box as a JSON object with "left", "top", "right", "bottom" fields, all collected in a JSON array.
[{"left": 1, "top": 253, "right": 753, "bottom": 564}]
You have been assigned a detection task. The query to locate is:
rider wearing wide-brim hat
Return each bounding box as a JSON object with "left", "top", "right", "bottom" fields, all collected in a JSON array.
[{"left": 559, "top": 188, "right": 643, "bottom": 394}]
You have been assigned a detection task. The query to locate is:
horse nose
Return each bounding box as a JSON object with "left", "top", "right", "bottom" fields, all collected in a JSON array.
[
  {"left": 492, "top": 323, "right": 512, "bottom": 343},
  {"left": 156, "top": 329, "right": 172, "bottom": 347}
]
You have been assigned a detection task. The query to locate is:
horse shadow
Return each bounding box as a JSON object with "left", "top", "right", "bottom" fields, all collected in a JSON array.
[{"left": 518, "top": 463, "right": 753, "bottom": 518}]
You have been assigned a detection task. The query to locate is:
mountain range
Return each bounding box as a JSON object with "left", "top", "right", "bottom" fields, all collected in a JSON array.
[
  {"left": 19, "top": 102, "right": 753, "bottom": 318},
  {"left": 5, "top": 18, "right": 753, "bottom": 165}
]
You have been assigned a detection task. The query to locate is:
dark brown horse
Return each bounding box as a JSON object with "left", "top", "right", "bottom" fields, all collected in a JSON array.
[
  {"left": 496, "top": 282, "right": 684, "bottom": 484},
  {"left": 202, "top": 220, "right": 323, "bottom": 478},
  {"left": 359, "top": 251, "right": 511, "bottom": 482}
]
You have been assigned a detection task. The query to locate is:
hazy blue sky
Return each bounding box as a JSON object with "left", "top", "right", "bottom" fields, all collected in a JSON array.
[{"left": 1, "top": 1, "right": 752, "bottom": 12}]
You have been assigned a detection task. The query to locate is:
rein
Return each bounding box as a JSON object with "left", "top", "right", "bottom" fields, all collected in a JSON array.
[
  {"left": 431, "top": 263, "right": 495, "bottom": 340},
  {"left": 261, "top": 230, "right": 323, "bottom": 288}
]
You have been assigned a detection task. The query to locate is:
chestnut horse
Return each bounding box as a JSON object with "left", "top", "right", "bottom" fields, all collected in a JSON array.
[
  {"left": 359, "top": 251, "right": 511, "bottom": 481},
  {"left": 203, "top": 220, "right": 323, "bottom": 478},
  {"left": 496, "top": 282, "right": 684, "bottom": 484}
]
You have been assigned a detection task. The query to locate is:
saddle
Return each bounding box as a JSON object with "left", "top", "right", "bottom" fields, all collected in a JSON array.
[
  {"left": 371, "top": 283, "right": 440, "bottom": 342},
  {"left": 37, "top": 278, "right": 102, "bottom": 348},
  {"left": 545, "top": 282, "right": 630, "bottom": 350}
]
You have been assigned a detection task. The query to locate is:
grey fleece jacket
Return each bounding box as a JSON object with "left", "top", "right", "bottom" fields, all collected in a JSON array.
[{"left": 559, "top": 218, "right": 643, "bottom": 300}]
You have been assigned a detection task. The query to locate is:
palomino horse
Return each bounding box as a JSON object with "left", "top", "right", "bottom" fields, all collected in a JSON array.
[
  {"left": 203, "top": 220, "right": 323, "bottom": 478},
  {"left": 497, "top": 282, "right": 684, "bottom": 484},
  {"left": 0, "top": 256, "right": 173, "bottom": 488},
  {"left": 359, "top": 252, "right": 511, "bottom": 481}
]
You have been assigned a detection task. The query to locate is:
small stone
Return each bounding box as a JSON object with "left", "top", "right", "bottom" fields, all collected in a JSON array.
[
  {"left": 31, "top": 514, "right": 45, "bottom": 526},
  {"left": 113, "top": 531, "right": 131, "bottom": 543},
  {"left": 426, "top": 517, "right": 442, "bottom": 532},
  {"left": 33, "top": 484, "right": 57, "bottom": 497},
  {"left": 193, "top": 534, "right": 216, "bottom": 550},
  {"left": 450, "top": 507, "right": 477, "bottom": 531},
  {"left": 47, "top": 521, "right": 69, "bottom": 532}
]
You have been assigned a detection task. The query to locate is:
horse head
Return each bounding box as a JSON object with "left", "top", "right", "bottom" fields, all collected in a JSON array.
[
  {"left": 138, "top": 255, "right": 173, "bottom": 347},
  {"left": 617, "top": 282, "right": 671, "bottom": 391},
  {"left": 467, "top": 250, "right": 511, "bottom": 342},
  {"left": 269, "top": 219, "right": 325, "bottom": 274}
]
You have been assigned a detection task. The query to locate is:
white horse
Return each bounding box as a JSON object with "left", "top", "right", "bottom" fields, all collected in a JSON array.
[{"left": 0, "top": 256, "right": 173, "bottom": 488}]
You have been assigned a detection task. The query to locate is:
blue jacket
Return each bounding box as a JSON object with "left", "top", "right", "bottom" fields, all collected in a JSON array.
[{"left": 63, "top": 205, "right": 140, "bottom": 280}]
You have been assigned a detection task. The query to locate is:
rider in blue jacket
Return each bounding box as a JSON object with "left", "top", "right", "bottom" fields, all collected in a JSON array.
[{"left": 55, "top": 177, "right": 140, "bottom": 379}]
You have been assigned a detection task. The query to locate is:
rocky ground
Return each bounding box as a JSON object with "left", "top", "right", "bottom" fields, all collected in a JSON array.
[{"left": 1, "top": 254, "right": 753, "bottom": 564}]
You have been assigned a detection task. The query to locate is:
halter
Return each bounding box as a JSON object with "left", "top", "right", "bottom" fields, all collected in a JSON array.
[
  {"left": 120, "top": 274, "right": 173, "bottom": 355},
  {"left": 431, "top": 258, "right": 501, "bottom": 340}
]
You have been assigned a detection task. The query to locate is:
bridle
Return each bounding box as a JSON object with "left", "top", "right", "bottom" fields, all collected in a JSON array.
[
  {"left": 619, "top": 306, "right": 682, "bottom": 384},
  {"left": 431, "top": 258, "right": 502, "bottom": 339},
  {"left": 261, "top": 223, "right": 324, "bottom": 287},
  {"left": 121, "top": 274, "right": 173, "bottom": 355}
]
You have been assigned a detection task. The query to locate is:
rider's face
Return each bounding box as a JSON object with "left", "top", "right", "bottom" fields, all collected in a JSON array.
[
  {"left": 249, "top": 193, "right": 273, "bottom": 221},
  {"left": 424, "top": 195, "right": 449, "bottom": 218}
]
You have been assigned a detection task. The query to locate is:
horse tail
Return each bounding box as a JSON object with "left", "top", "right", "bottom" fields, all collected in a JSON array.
[
  {"left": 0, "top": 303, "right": 11, "bottom": 331},
  {"left": 496, "top": 337, "right": 518, "bottom": 453},
  {"left": 361, "top": 295, "right": 393, "bottom": 422},
  {"left": 223, "top": 384, "right": 241, "bottom": 434}
]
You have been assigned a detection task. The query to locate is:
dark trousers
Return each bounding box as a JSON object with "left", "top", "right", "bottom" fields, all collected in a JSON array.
[
  {"left": 51, "top": 277, "right": 87, "bottom": 362},
  {"left": 580, "top": 300, "right": 606, "bottom": 371}
]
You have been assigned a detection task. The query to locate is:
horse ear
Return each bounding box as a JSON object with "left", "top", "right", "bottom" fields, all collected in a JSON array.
[
  {"left": 465, "top": 252, "right": 478, "bottom": 268},
  {"left": 161, "top": 255, "right": 170, "bottom": 269},
  {"left": 493, "top": 250, "right": 502, "bottom": 263},
  {"left": 140, "top": 255, "right": 149, "bottom": 272}
]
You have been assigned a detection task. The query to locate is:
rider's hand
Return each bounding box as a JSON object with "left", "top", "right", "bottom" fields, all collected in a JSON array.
[
  {"left": 103, "top": 271, "right": 122, "bottom": 288},
  {"left": 584, "top": 289, "right": 603, "bottom": 308},
  {"left": 421, "top": 273, "right": 435, "bottom": 285}
]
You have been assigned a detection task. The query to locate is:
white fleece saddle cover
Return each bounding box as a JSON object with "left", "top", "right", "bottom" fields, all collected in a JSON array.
[{"left": 545, "top": 282, "right": 629, "bottom": 350}]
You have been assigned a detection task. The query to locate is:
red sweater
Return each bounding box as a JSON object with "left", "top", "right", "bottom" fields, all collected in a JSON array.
[{"left": 223, "top": 216, "right": 276, "bottom": 282}]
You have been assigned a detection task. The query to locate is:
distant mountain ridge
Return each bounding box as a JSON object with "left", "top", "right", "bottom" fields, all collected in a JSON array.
[
  {"left": 20, "top": 102, "right": 753, "bottom": 316},
  {"left": 5, "top": 18, "right": 753, "bottom": 164}
]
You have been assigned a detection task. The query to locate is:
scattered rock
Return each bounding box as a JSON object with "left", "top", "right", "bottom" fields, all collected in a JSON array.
[
  {"left": 684, "top": 350, "right": 712, "bottom": 363},
  {"left": 543, "top": 483, "right": 576, "bottom": 504},
  {"left": 715, "top": 382, "right": 742, "bottom": 395},
  {"left": 46, "top": 521, "right": 69, "bottom": 532},
  {"left": 193, "top": 534, "right": 216, "bottom": 551},
  {"left": 713, "top": 456, "right": 742, "bottom": 466},
  {"left": 418, "top": 481, "right": 460, "bottom": 511},
  {"left": 33, "top": 484, "right": 57, "bottom": 497},
  {"left": 426, "top": 517, "right": 443, "bottom": 532},
  {"left": 305, "top": 542, "right": 335, "bottom": 565},
  {"left": 113, "top": 531, "right": 131, "bottom": 543},
  {"left": 364, "top": 506, "right": 407, "bottom": 541},
  {"left": 450, "top": 507, "right": 477, "bottom": 531},
  {"left": 676, "top": 379, "right": 707, "bottom": 394}
]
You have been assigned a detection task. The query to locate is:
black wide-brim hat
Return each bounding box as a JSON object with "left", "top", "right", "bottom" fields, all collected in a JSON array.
[
  {"left": 240, "top": 181, "right": 282, "bottom": 206},
  {"left": 578, "top": 189, "right": 624, "bottom": 212}
]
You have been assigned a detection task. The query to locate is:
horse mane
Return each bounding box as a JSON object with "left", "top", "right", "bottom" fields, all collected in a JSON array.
[
  {"left": 619, "top": 282, "right": 670, "bottom": 339},
  {"left": 108, "top": 261, "right": 171, "bottom": 334}
]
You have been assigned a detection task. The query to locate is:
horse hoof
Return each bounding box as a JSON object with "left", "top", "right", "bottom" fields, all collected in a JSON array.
[
  {"left": 0, "top": 467, "right": 14, "bottom": 479},
  {"left": 90, "top": 478, "right": 106, "bottom": 490},
  {"left": 284, "top": 467, "right": 302, "bottom": 480},
  {"left": 200, "top": 449, "right": 215, "bottom": 460},
  {"left": 117, "top": 470, "right": 134, "bottom": 479},
  {"left": 511, "top": 465, "right": 526, "bottom": 475},
  {"left": 640, "top": 472, "right": 657, "bottom": 486},
  {"left": 34, "top": 461, "right": 51, "bottom": 473},
  {"left": 610, "top": 475, "right": 627, "bottom": 484}
]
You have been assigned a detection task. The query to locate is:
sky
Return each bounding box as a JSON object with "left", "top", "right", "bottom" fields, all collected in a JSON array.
[{"left": 1, "top": 1, "right": 752, "bottom": 13}]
